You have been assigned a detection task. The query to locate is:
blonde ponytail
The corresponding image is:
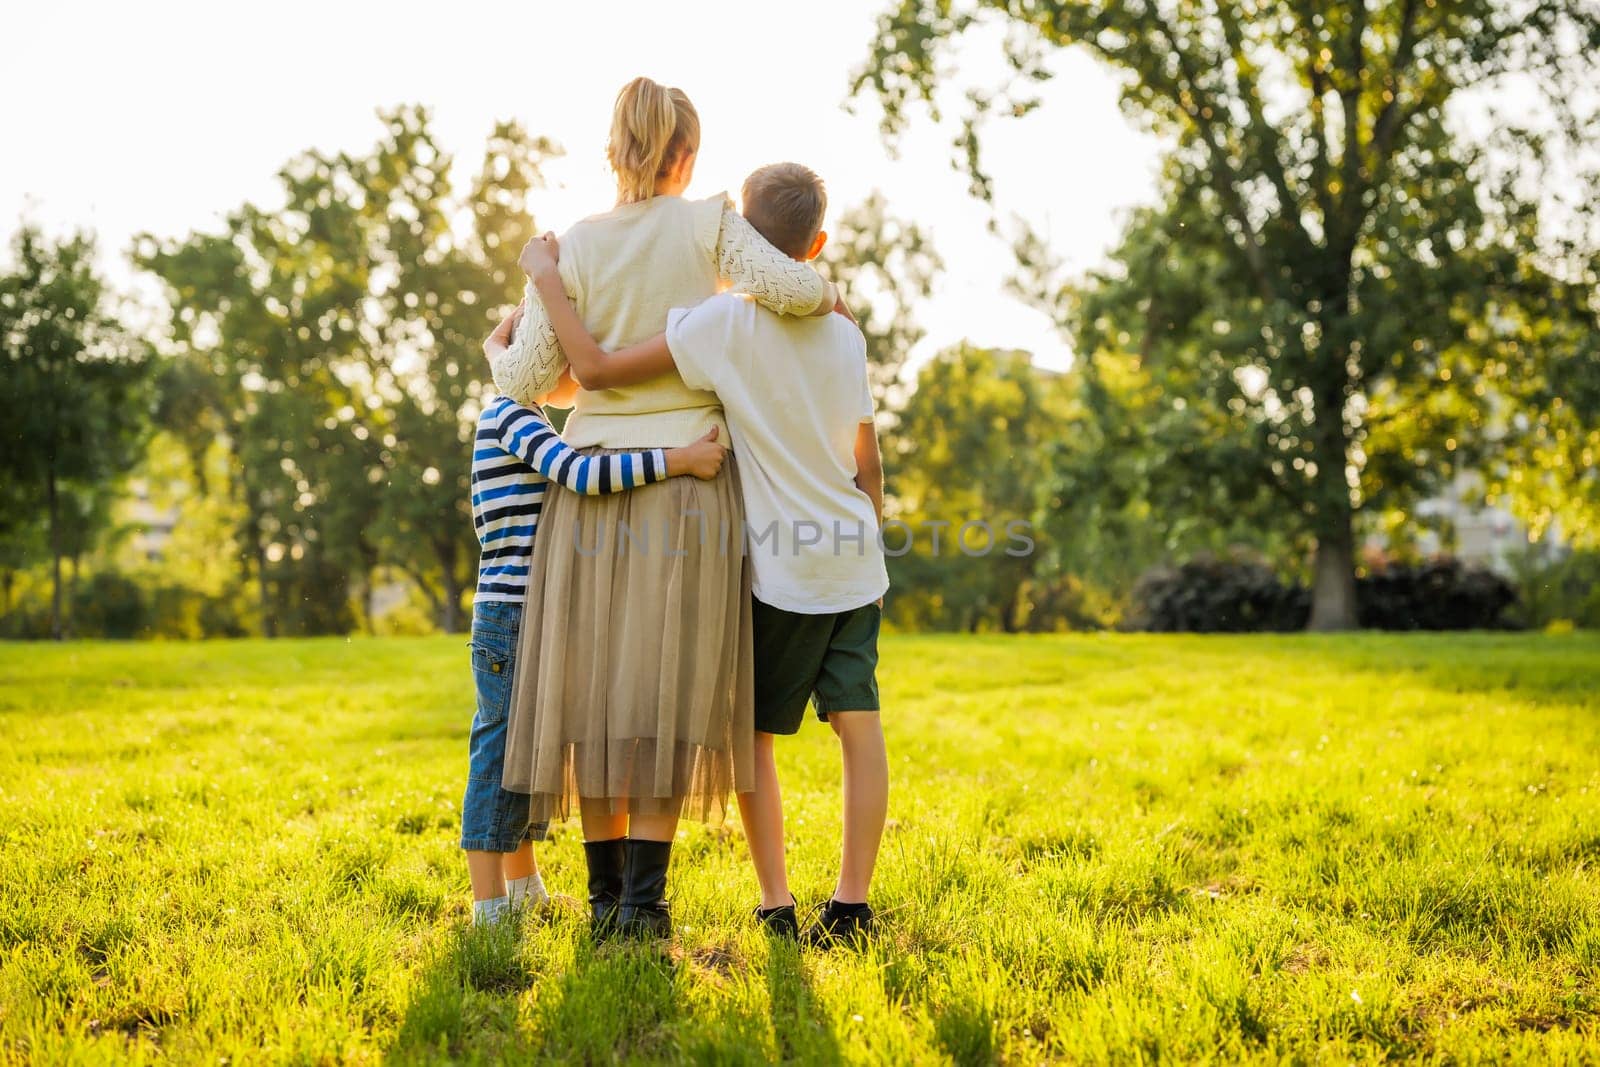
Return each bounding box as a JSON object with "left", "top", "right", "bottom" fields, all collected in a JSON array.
[{"left": 607, "top": 77, "right": 701, "bottom": 204}]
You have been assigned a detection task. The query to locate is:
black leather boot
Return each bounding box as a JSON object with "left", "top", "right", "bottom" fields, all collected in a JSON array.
[
  {"left": 617, "top": 838, "right": 673, "bottom": 940},
  {"left": 583, "top": 838, "right": 626, "bottom": 940}
]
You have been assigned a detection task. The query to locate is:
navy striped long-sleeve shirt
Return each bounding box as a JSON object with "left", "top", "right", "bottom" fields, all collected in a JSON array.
[{"left": 472, "top": 395, "right": 668, "bottom": 603}]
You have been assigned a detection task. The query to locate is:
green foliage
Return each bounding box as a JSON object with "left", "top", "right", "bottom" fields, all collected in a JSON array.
[
  {"left": 885, "top": 343, "right": 1083, "bottom": 631},
  {"left": 134, "top": 108, "right": 562, "bottom": 636},
  {"left": 2, "top": 634, "right": 1599, "bottom": 1061},
  {"left": 0, "top": 225, "right": 152, "bottom": 637},
  {"left": 855, "top": 0, "right": 1600, "bottom": 629},
  {"left": 1512, "top": 548, "right": 1600, "bottom": 631},
  {"left": 818, "top": 192, "right": 943, "bottom": 408}
]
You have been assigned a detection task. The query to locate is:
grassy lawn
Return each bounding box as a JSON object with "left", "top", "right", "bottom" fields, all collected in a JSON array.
[{"left": 2, "top": 633, "right": 1598, "bottom": 1064}]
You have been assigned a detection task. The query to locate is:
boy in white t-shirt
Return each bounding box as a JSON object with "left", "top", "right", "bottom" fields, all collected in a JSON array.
[{"left": 519, "top": 164, "right": 888, "bottom": 946}]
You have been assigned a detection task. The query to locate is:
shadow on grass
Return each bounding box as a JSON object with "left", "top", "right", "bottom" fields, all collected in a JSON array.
[
  {"left": 390, "top": 918, "right": 539, "bottom": 1062},
  {"left": 764, "top": 937, "right": 844, "bottom": 1065},
  {"left": 390, "top": 917, "right": 847, "bottom": 1063}
]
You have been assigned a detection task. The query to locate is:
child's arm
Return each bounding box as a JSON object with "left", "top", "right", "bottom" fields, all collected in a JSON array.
[
  {"left": 493, "top": 402, "right": 725, "bottom": 491},
  {"left": 522, "top": 236, "right": 676, "bottom": 391},
  {"left": 854, "top": 421, "right": 884, "bottom": 526}
]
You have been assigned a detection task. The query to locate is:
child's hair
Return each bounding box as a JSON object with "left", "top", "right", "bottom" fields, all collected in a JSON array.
[
  {"left": 608, "top": 77, "right": 701, "bottom": 204},
  {"left": 740, "top": 163, "right": 828, "bottom": 259}
]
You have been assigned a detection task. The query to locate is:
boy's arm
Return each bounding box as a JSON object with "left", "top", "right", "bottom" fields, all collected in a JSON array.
[
  {"left": 493, "top": 402, "right": 725, "bottom": 492},
  {"left": 493, "top": 403, "right": 667, "bottom": 495},
  {"left": 853, "top": 420, "right": 884, "bottom": 525},
  {"left": 522, "top": 236, "right": 676, "bottom": 390}
]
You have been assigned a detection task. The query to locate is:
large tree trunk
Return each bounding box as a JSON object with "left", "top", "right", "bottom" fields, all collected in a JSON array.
[
  {"left": 46, "top": 465, "right": 63, "bottom": 641},
  {"left": 1306, "top": 318, "right": 1360, "bottom": 632},
  {"left": 1308, "top": 512, "right": 1358, "bottom": 630}
]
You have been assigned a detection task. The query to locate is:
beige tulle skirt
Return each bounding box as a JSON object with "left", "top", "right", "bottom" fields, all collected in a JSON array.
[{"left": 501, "top": 448, "right": 754, "bottom": 823}]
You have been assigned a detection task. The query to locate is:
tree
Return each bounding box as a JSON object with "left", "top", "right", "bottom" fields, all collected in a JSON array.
[
  {"left": 819, "top": 193, "right": 943, "bottom": 409},
  {"left": 0, "top": 226, "right": 150, "bottom": 638},
  {"left": 357, "top": 111, "right": 559, "bottom": 633},
  {"left": 886, "top": 343, "right": 1083, "bottom": 631},
  {"left": 137, "top": 108, "right": 560, "bottom": 634},
  {"left": 855, "top": 0, "right": 1600, "bottom": 628}
]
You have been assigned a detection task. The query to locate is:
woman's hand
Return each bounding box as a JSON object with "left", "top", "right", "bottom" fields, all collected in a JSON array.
[
  {"left": 519, "top": 232, "right": 561, "bottom": 281},
  {"left": 483, "top": 302, "right": 526, "bottom": 363},
  {"left": 664, "top": 427, "right": 727, "bottom": 480}
]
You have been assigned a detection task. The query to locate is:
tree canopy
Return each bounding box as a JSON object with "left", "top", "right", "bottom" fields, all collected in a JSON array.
[{"left": 856, "top": 0, "right": 1600, "bottom": 628}]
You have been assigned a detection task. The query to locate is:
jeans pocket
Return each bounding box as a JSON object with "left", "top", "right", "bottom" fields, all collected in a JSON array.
[{"left": 471, "top": 644, "right": 513, "bottom": 726}]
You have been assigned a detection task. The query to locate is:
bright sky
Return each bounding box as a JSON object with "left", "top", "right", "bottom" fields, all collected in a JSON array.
[{"left": 3, "top": 1, "right": 1167, "bottom": 372}]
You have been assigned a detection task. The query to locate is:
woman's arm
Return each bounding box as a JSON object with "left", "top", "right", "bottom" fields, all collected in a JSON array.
[
  {"left": 484, "top": 305, "right": 579, "bottom": 406},
  {"left": 715, "top": 206, "right": 837, "bottom": 317},
  {"left": 488, "top": 274, "right": 569, "bottom": 405},
  {"left": 482, "top": 303, "right": 523, "bottom": 363},
  {"left": 523, "top": 235, "right": 677, "bottom": 391}
]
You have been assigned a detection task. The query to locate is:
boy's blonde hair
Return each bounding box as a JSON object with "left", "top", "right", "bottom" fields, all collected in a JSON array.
[
  {"left": 741, "top": 163, "right": 827, "bottom": 259},
  {"left": 608, "top": 77, "right": 701, "bottom": 205}
]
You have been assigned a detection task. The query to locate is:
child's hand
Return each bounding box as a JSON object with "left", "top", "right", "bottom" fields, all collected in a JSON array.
[
  {"left": 665, "top": 427, "right": 727, "bottom": 480},
  {"left": 832, "top": 289, "right": 859, "bottom": 326},
  {"left": 518, "top": 232, "right": 561, "bottom": 281}
]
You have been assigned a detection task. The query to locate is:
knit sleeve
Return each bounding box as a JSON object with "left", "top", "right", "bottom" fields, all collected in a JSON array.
[
  {"left": 714, "top": 204, "right": 834, "bottom": 317},
  {"left": 490, "top": 277, "right": 570, "bottom": 405}
]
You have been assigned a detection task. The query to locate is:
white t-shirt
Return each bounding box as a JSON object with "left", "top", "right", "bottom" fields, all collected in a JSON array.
[{"left": 666, "top": 293, "right": 889, "bottom": 615}]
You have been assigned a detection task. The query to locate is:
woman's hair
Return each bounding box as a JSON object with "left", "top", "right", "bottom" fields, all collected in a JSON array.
[{"left": 607, "top": 77, "right": 701, "bottom": 204}]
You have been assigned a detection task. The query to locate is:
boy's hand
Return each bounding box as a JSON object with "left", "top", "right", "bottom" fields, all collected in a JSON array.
[
  {"left": 518, "top": 232, "right": 560, "bottom": 281},
  {"left": 832, "top": 290, "right": 858, "bottom": 326},
  {"left": 665, "top": 427, "right": 727, "bottom": 480}
]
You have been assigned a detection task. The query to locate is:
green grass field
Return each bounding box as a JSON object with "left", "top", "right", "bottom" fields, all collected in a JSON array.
[{"left": 2, "top": 634, "right": 1598, "bottom": 1064}]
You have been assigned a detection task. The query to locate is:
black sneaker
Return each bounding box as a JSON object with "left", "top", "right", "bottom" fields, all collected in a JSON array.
[
  {"left": 755, "top": 897, "right": 798, "bottom": 938},
  {"left": 801, "top": 899, "right": 873, "bottom": 949}
]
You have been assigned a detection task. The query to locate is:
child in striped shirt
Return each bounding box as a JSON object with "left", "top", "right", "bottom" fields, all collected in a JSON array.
[{"left": 463, "top": 363, "right": 726, "bottom": 927}]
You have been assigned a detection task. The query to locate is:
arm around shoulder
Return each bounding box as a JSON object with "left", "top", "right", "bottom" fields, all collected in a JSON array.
[
  {"left": 527, "top": 259, "right": 676, "bottom": 390},
  {"left": 491, "top": 284, "right": 569, "bottom": 404},
  {"left": 715, "top": 206, "right": 834, "bottom": 317}
]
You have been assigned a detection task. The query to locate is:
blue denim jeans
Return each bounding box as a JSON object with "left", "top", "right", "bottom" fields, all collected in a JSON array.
[{"left": 460, "top": 600, "right": 547, "bottom": 851}]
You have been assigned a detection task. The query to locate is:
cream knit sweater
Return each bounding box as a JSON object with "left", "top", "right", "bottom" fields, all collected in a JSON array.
[{"left": 491, "top": 193, "right": 833, "bottom": 450}]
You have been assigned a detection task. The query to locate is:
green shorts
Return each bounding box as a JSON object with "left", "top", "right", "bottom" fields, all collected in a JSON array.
[{"left": 751, "top": 596, "right": 881, "bottom": 735}]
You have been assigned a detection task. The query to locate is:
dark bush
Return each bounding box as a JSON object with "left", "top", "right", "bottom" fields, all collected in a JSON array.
[
  {"left": 1128, "top": 553, "right": 1309, "bottom": 633},
  {"left": 1130, "top": 554, "right": 1520, "bottom": 632},
  {"left": 1356, "top": 558, "right": 1518, "bottom": 631}
]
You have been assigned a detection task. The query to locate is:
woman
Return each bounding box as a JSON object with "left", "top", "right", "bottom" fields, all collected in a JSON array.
[{"left": 485, "top": 76, "right": 837, "bottom": 939}]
